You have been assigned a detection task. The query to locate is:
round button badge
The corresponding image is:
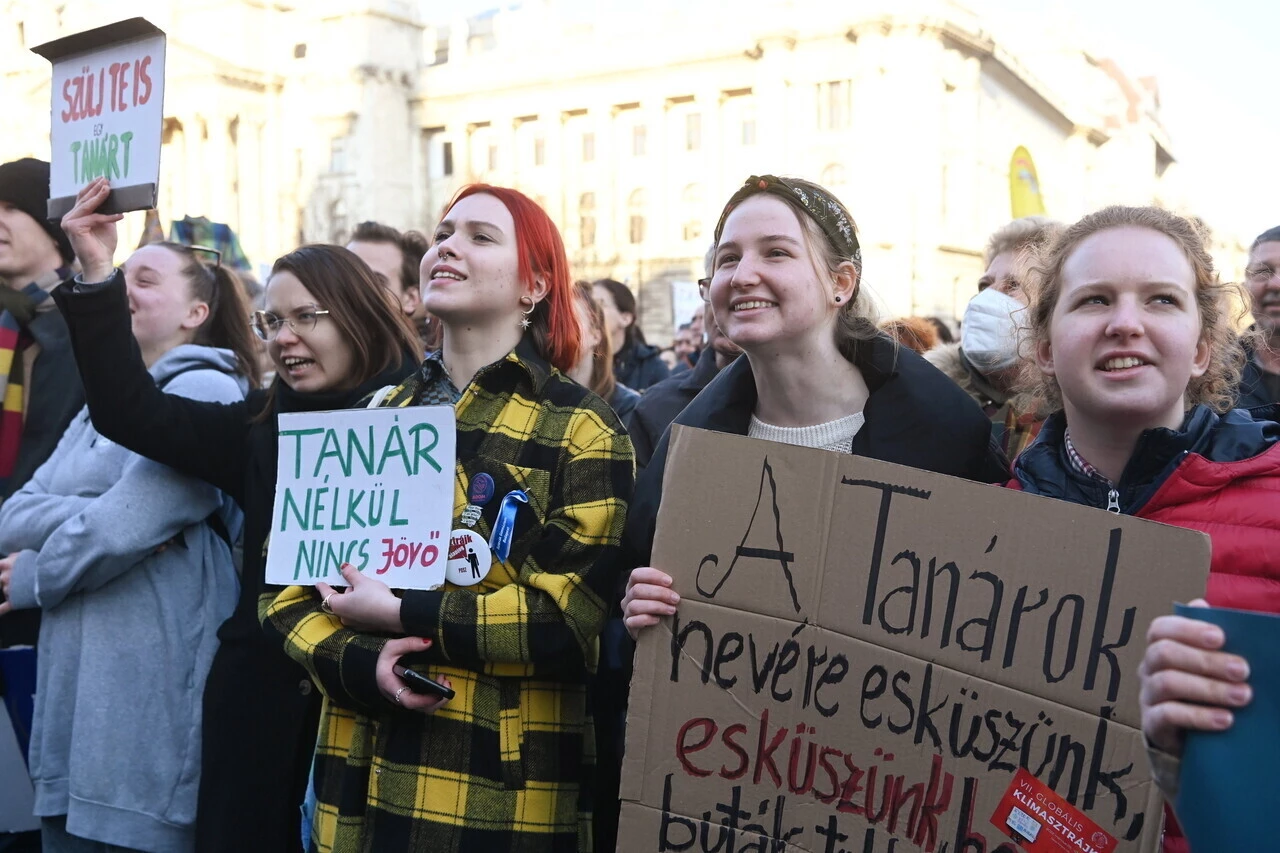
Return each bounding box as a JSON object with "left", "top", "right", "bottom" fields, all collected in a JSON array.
[{"left": 446, "top": 528, "right": 492, "bottom": 586}]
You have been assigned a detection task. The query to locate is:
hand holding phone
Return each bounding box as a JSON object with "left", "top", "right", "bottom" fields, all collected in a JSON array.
[{"left": 393, "top": 664, "right": 455, "bottom": 700}]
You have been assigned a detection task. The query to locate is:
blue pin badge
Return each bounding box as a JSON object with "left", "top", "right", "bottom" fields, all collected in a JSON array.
[
  {"left": 461, "top": 472, "right": 496, "bottom": 528},
  {"left": 488, "top": 489, "right": 529, "bottom": 562}
]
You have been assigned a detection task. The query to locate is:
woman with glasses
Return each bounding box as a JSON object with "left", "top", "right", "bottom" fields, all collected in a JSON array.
[
  {"left": 49, "top": 178, "right": 421, "bottom": 853},
  {"left": 262, "top": 184, "right": 634, "bottom": 852},
  {"left": 0, "top": 178, "right": 259, "bottom": 851}
]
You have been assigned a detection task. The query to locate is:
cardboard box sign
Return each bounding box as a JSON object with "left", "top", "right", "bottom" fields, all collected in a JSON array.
[
  {"left": 32, "top": 17, "right": 167, "bottom": 218},
  {"left": 619, "top": 426, "right": 1210, "bottom": 853}
]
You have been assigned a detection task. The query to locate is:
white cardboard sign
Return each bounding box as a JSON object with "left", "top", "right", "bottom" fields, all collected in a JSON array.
[
  {"left": 33, "top": 18, "right": 167, "bottom": 217},
  {"left": 266, "top": 407, "right": 457, "bottom": 591}
]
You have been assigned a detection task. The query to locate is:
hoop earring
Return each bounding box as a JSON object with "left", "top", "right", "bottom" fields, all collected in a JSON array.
[{"left": 519, "top": 295, "right": 535, "bottom": 331}]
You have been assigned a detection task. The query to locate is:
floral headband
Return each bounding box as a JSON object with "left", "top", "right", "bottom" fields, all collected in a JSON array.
[{"left": 713, "top": 174, "right": 861, "bottom": 264}]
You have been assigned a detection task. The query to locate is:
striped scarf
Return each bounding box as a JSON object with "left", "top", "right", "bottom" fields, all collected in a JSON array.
[{"left": 0, "top": 281, "right": 51, "bottom": 491}]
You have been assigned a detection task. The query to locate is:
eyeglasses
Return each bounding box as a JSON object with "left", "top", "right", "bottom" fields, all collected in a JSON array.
[
  {"left": 189, "top": 245, "right": 222, "bottom": 268},
  {"left": 250, "top": 305, "right": 331, "bottom": 341},
  {"left": 697, "top": 277, "right": 711, "bottom": 300},
  {"left": 1247, "top": 264, "right": 1279, "bottom": 285}
]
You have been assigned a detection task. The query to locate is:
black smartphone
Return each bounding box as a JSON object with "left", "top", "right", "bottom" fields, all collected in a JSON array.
[{"left": 392, "top": 664, "right": 455, "bottom": 700}]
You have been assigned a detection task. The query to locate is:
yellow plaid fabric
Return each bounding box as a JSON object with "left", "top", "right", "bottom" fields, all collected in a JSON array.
[{"left": 263, "top": 340, "right": 634, "bottom": 852}]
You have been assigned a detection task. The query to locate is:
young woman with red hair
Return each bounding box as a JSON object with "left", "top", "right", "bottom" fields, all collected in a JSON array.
[{"left": 263, "top": 185, "right": 635, "bottom": 852}]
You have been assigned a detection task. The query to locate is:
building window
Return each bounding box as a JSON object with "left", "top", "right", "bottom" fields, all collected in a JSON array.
[
  {"left": 534, "top": 137, "right": 546, "bottom": 166},
  {"left": 582, "top": 132, "right": 595, "bottom": 162},
  {"left": 293, "top": 42, "right": 306, "bottom": 59},
  {"left": 681, "top": 184, "right": 703, "bottom": 242},
  {"left": 487, "top": 144, "right": 498, "bottom": 172},
  {"left": 685, "top": 113, "right": 701, "bottom": 151},
  {"left": 817, "top": 80, "right": 851, "bottom": 130},
  {"left": 628, "top": 189, "right": 646, "bottom": 245},
  {"left": 579, "top": 192, "right": 596, "bottom": 249},
  {"left": 741, "top": 119, "right": 756, "bottom": 146},
  {"left": 329, "top": 136, "right": 348, "bottom": 173},
  {"left": 633, "top": 124, "right": 647, "bottom": 157}
]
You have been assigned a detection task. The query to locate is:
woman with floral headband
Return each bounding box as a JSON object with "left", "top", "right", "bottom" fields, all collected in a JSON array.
[{"left": 606, "top": 174, "right": 1009, "bottom": 850}]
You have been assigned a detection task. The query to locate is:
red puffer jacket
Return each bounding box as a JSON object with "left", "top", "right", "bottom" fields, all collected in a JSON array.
[{"left": 1010, "top": 406, "right": 1280, "bottom": 853}]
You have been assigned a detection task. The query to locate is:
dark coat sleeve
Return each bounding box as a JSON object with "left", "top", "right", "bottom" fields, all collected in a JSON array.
[
  {"left": 4, "top": 310, "right": 84, "bottom": 499},
  {"left": 53, "top": 271, "right": 252, "bottom": 504},
  {"left": 622, "top": 426, "right": 669, "bottom": 570},
  {"left": 636, "top": 352, "right": 671, "bottom": 390},
  {"left": 1236, "top": 358, "right": 1276, "bottom": 410},
  {"left": 628, "top": 407, "right": 658, "bottom": 472}
]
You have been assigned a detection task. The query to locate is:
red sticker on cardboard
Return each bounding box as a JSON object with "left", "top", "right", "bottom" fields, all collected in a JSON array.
[{"left": 989, "top": 768, "right": 1116, "bottom": 853}]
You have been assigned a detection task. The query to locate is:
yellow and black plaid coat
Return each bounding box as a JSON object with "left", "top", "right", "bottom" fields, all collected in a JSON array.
[{"left": 262, "top": 341, "right": 634, "bottom": 852}]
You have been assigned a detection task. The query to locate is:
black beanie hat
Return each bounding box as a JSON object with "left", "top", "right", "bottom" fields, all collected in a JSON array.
[{"left": 0, "top": 158, "right": 74, "bottom": 263}]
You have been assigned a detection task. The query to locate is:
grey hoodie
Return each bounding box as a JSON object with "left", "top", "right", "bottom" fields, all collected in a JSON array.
[{"left": 0, "top": 344, "right": 248, "bottom": 852}]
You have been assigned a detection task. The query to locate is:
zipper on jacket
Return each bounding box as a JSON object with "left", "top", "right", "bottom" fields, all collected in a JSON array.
[{"left": 1106, "top": 488, "right": 1120, "bottom": 514}]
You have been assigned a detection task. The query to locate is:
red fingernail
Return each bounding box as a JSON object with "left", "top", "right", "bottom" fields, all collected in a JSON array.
[{"left": 422, "top": 638, "right": 431, "bottom": 645}]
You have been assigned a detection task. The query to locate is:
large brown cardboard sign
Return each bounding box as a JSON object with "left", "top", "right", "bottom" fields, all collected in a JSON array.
[{"left": 619, "top": 426, "right": 1210, "bottom": 853}]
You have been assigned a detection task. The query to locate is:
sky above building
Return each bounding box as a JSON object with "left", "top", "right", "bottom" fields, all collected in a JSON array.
[{"left": 434, "top": 0, "right": 1275, "bottom": 241}]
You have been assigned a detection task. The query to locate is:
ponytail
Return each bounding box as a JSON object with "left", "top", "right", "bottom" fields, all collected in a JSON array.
[
  {"left": 160, "top": 242, "right": 262, "bottom": 388},
  {"left": 198, "top": 265, "right": 261, "bottom": 388}
]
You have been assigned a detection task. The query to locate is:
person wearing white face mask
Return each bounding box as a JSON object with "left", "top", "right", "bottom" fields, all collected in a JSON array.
[{"left": 927, "top": 216, "right": 1063, "bottom": 459}]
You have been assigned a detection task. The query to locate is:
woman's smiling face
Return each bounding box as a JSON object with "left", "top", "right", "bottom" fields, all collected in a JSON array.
[
  {"left": 709, "top": 195, "right": 837, "bottom": 354},
  {"left": 1039, "top": 225, "right": 1209, "bottom": 432}
]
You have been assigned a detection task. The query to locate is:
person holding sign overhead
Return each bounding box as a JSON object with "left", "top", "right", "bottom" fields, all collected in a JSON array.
[
  {"left": 613, "top": 173, "right": 1008, "bottom": 852},
  {"left": 49, "top": 177, "right": 422, "bottom": 853},
  {"left": 1006, "top": 205, "right": 1280, "bottom": 853},
  {"left": 262, "top": 184, "right": 634, "bottom": 853},
  {"left": 0, "top": 192, "right": 258, "bottom": 851}
]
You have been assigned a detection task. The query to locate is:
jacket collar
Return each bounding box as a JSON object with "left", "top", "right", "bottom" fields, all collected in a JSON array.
[
  {"left": 421, "top": 335, "right": 552, "bottom": 397},
  {"left": 673, "top": 333, "right": 904, "bottom": 437},
  {"left": 1015, "top": 405, "right": 1280, "bottom": 510}
]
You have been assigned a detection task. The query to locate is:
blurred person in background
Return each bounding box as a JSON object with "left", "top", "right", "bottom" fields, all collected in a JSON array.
[
  {"left": 1236, "top": 225, "right": 1280, "bottom": 408},
  {"left": 927, "top": 215, "right": 1063, "bottom": 460},
  {"left": 347, "top": 220, "right": 437, "bottom": 351},
  {"left": 569, "top": 280, "right": 640, "bottom": 422},
  {"left": 671, "top": 322, "right": 697, "bottom": 371},
  {"left": 880, "top": 316, "right": 939, "bottom": 353},
  {"left": 0, "top": 164, "right": 81, "bottom": 849},
  {"left": 924, "top": 315, "right": 954, "bottom": 344},
  {"left": 593, "top": 278, "right": 669, "bottom": 390}
]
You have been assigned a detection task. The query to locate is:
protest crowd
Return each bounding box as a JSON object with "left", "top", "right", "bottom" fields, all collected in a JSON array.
[{"left": 1, "top": 126, "right": 1279, "bottom": 853}]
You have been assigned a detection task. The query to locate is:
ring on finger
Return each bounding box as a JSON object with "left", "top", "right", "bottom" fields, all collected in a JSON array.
[
  {"left": 321, "top": 592, "right": 336, "bottom": 614},
  {"left": 394, "top": 686, "right": 409, "bottom": 705}
]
